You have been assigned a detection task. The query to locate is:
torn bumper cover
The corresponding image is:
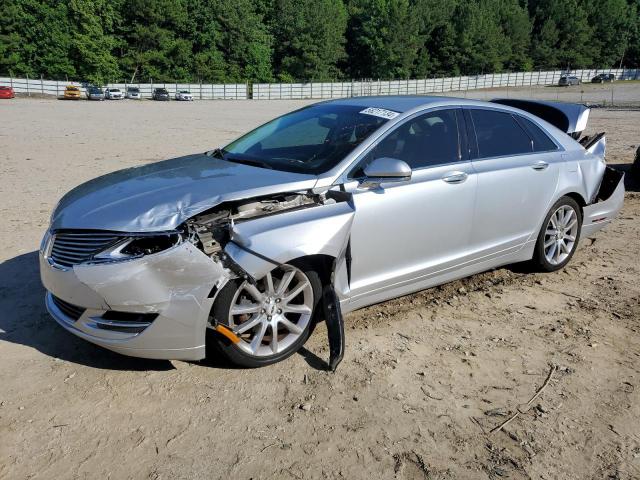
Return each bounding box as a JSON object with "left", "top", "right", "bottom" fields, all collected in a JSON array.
[
  {"left": 582, "top": 167, "right": 625, "bottom": 238},
  {"left": 40, "top": 242, "right": 226, "bottom": 360}
]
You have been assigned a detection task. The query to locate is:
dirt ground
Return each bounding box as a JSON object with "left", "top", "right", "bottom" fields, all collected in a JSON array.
[{"left": 1, "top": 88, "right": 639, "bottom": 480}]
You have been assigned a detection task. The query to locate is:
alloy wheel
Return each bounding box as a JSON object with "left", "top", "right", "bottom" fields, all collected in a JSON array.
[
  {"left": 544, "top": 205, "right": 579, "bottom": 265},
  {"left": 227, "top": 265, "right": 314, "bottom": 357}
]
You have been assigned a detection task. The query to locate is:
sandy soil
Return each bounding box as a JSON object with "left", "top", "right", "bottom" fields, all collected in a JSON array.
[{"left": 1, "top": 91, "right": 639, "bottom": 480}]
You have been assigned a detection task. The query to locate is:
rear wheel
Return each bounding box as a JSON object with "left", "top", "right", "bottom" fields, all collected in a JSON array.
[
  {"left": 532, "top": 196, "right": 582, "bottom": 272},
  {"left": 209, "top": 262, "right": 322, "bottom": 367}
]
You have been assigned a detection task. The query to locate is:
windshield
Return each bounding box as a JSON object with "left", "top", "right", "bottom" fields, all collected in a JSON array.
[
  {"left": 221, "top": 104, "right": 391, "bottom": 174},
  {"left": 129, "top": 88, "right": 139, "bottom": 92}
]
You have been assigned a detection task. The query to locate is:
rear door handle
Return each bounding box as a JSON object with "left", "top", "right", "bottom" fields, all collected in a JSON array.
[
  {"left": 531, "top": 161, "right": 549, "bottom": 171},
  {"left": 442, "top": 171, "right": 468, "bottom": 184}
]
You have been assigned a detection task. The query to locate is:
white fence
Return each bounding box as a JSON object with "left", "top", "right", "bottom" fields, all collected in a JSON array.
[
  {"left": 0, "top": 77, "right": 248, "bottom": 100},
  {"left": 1, "top": 68, "right": 639, "bottom": 100},
  {"left": 253, "top": 68, "right": 640, "bottom": 100}
]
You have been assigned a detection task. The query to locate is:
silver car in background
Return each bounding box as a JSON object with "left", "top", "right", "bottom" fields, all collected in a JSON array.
[
  {"left": 40, "top": 96, "right": 624, "bottom": 367},
  {"left": 175, "top": 90, "right": 194, "bottom": 101},
  {"left": 126, "top": 87, "right": 141, "bottom": 99},
  {"left": 104, "top": 88, "right": 123, "bottom": 100}
]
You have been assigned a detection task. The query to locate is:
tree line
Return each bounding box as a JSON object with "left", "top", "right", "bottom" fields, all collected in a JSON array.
[{"left": 1, "top": 0, "right": 639, "bottom": 84}]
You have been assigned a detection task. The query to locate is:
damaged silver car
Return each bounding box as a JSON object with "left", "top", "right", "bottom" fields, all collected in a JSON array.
[{"left": 40, "top": 96, "right": 624, "bottom": 368}]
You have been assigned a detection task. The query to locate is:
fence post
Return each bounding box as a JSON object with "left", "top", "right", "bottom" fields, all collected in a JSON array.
[
  {"left": 26, "top": 73, "right": 30, "bottom": 97},
  {"left": 40, "top": 74, "right": 44, "bottom": 95}
]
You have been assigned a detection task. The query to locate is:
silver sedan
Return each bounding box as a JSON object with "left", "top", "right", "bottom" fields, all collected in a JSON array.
[{"left": 40, "top": 96, "right": 624, "bottom": 367}]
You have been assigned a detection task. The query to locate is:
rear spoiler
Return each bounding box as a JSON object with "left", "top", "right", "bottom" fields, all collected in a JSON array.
[{"left": 491, "top": 98, "right": 590, "bottom": 139}]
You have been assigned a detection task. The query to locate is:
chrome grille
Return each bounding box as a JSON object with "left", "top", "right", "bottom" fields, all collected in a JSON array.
[
  {"left": 51, "top": 295, "right": 86, "bottom": 321},
  {"left": 50, "top": 231, "right": 124, "bottom": 267}
]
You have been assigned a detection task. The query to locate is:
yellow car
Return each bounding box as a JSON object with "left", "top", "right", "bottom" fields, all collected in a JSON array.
[{"left": 63, "top": 85, "right": 81, "bottom": 100}]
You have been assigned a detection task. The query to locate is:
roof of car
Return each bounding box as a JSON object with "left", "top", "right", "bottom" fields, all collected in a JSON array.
[{"left": 325, "top": 95, "right": 511, "bottom": 113}]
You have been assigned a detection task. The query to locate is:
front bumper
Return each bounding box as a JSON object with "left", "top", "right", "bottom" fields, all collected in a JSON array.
[{"left": 40, "top": 241, "right": 227, "bottom": 360}]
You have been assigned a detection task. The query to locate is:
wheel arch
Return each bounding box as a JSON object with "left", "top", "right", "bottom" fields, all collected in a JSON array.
[
  {"left": 289, "top": 254, "right": 336, "bottom": 286},
  {"left": 563, "top": 191, "right": 587, "bottom": 213}
]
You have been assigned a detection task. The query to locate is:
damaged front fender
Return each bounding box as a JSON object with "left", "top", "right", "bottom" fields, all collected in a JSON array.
[{"left": 224, "top": 200, "right": 355, "bottom": 280}]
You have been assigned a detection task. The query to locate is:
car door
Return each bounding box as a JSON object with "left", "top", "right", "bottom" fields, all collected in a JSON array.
[
  {"left": 464, "top": 107, "right": 561, "bottom": 259},
  {"left": 344, "top": 108, "right": 477, "bottom": 304}
]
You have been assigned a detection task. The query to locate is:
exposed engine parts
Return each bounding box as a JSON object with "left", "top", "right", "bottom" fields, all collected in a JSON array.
[{"left": 187, "top": 192, "right": 335, "bottom": 258}]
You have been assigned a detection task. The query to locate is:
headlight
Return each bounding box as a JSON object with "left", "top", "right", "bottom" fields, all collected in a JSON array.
[
  {"left": 40, "top": 230, "right": 53, "bottom": 255},
  {"left": 92, "top": 232, "right": 182, "bottom": 263}
]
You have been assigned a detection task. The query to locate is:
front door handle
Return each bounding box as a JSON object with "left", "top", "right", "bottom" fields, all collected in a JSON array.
[
  {"left": 442, "top": 171, "right": 468, "bottom": 184},
  {"left": 531, "top": 161, "right": 549, "bottom": 171}
]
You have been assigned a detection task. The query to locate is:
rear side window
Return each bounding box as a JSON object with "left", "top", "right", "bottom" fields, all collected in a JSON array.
[
  {"left": 470, "top": 109, "right": 533, "bottom": 158},
  {"left": 514, "top": 116, "right": 558, "bottom": 152}
]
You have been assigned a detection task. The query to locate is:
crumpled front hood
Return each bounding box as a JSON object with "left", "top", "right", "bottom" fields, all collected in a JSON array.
[{"left": 51, "top": 154, "right": 318, "bottom": 232}]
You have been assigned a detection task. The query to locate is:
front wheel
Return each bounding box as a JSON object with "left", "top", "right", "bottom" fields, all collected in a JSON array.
[
  {"left": 208, "top": 262, "right": 322, "bottom": 367},
  {"left": 532, "top": 196, "right": 582, "bottom": 272}
]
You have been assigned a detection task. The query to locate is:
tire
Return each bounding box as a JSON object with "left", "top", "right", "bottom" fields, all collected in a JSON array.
[
  {"left": 208, "top": 261, "right": 323, "bottom": 368},
  {"left": 532, "top": 196, "right": 582, "bottom": 272}
]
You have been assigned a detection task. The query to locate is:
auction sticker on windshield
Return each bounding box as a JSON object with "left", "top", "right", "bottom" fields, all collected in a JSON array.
[{"left": 359, "top": 107, "right": 399, "bottom": 119}]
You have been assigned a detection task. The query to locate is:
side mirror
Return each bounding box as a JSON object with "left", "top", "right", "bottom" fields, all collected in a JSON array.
[{"left": 361, "top": 157, "right": 412, "bottom": 188}]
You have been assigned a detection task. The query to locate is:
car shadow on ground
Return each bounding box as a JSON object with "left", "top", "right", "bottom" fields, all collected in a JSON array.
[{"left": 0, "top": 251, "right": 175, "bottom": 371}]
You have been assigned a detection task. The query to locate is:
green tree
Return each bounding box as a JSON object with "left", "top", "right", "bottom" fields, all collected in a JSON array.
[
  {"left": 626, "top": 0, "right": 640, "bottom": 67},
  {"left": 271, "top": 0, "right": 347, "bottom": 81},
  {"left": 530, "top": 0, "right": 594, "bottom": 69},
  {"left": 498, "top": 0, "right": 533, "bottom": 71},
  {"left": 67, "top": 0, "right": 120, "bottom": 83},
  {"left": 346, "top": 0, "right": 421, "bottom": 79},
  {"left": 0, "top": 0, "right": 75, "bottom": 79},
  {"left": 116, "top": 0, "right": 192, "bottom": 82},
  {"left": 215, "top": 0, "right": 273, "bottom": 82},
  {"left": 585, "top": 0, "right": 633, "bottom": 67},
  {"left": 454, "top": 1, "right": 510, "bottom": 74}
]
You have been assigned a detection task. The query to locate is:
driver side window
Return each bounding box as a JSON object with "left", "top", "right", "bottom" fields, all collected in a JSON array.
[{"left": 351, "top": 109, "right": 461, "bottom": 178}]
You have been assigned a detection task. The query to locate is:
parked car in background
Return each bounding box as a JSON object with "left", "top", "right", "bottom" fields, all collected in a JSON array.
[
  {"left": 40, "top": 96, "right": 623, "bottom": 367},
  {"left": 558, "top": 75, "right": 581, "bottom": 86},
  {"left": 86, "top": 86, "right": 104, "bottom": 101},
  {"left": 104, "top": 88, "right": 124, "bottom": 100},
  {"left": 0, "top": 86, "right": 15, "bottom": 99},
  {"left": 63, "top": 85, "right": 82, "bottom": 100},
  {"left": 126, "top": 87, "right": 141, "bottom": 99},
  {"left": 591, "top": 73, "right": 615, "bottom": 83},
  {"left": 175, "top": 90, "right": 194, "bottom": 101},
  {"left": 152, "top": 88, "right": 170, "bottom": 101}
]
